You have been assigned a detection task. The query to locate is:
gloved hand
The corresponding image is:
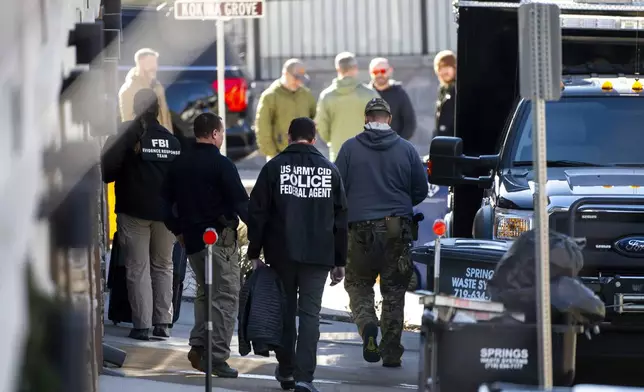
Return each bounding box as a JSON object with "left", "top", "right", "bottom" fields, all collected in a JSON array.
[{"left": 330, "top": 267, "right": 345, "bottom": 286}]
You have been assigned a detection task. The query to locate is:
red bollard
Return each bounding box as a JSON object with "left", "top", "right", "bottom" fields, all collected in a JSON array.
[{"left": 202, "top": 228, "right": 218, "bottom": 391}]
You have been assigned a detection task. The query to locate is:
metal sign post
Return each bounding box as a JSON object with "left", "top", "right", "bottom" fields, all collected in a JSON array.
[
  {"left": 174, "top": 0, "right": 266, "bottom": 156},
  {"left": 216, "top": 19, "right": 228, "bottom": 156},
  {"left": 202, "top": 228, "right": 219, "bottom": 391},
  {"left": 429, "top": 219, "right": 446, "bottom": 392},
  {"left": 518, "top": 2, "right": 562, "bottom": 388}
]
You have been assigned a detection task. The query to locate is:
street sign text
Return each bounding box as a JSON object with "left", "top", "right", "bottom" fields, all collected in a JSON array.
[{"left": 174, "top": 1, "right": 265, "bottom": 19}]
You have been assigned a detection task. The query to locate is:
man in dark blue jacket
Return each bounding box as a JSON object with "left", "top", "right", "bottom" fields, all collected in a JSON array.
[
  {"left": 335, "top": 98, "right": 428, "bottom": 368},
  {"left": 163, "top": 112, "right": 248, "bottom": 378},
  {"left": 247, "top": 118, "right": 348, "bottom": 392}
]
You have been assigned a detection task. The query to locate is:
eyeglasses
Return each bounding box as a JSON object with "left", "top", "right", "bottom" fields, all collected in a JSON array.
[{"left": 371, "top": 68, "right": 388, "bottom": 76}]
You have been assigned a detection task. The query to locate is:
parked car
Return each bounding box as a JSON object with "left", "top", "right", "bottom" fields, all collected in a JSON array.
[{"left": 119, "top": 5, "right": 257, "bottom": 160}]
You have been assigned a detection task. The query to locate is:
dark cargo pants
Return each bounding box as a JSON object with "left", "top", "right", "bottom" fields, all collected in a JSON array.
[
  {"left": 188, "top": 243, "right": 240, "bottom": 362},
  {"left": 344, "top": 219, "right": 413, "bottom": 363},
  {"left": 271, "top": 262, "right": 330, "bottom": 383}
]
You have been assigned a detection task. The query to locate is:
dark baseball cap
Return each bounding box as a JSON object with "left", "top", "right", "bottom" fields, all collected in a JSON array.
[
  {"left": 364, "top": 97, "right": 391, "bottom": 115},
  {"left": 284, "top": 59, "right": 310, "bottom": 84}
]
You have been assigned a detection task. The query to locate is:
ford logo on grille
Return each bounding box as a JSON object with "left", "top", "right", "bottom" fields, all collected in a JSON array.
[{"left": 614, "top": 237, "right": 644, "bottom": 257}]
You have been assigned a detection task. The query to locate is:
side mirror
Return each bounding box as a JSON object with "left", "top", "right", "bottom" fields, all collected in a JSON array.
[{"left": 428, "top": 136, "right": 499, "bottom": 188}]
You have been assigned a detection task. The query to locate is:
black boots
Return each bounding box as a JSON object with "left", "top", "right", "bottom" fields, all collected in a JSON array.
[
  {"left": 362, "top": 323, "right": 381, "bottom": 363},
  {"left": 128, "top": 328, "right": 150, "bottom": 341},
  {"left": 152, "top": 324, "right": 170, "bottom": 338},
  {"left": 187, "top": 346, "right": 239, "bottom": 378}
]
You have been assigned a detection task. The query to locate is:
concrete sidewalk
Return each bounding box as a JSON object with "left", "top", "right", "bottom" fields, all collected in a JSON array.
[
  {"left": 104, "top": 300, "right": 421, "bottom": 353},
  {"left": 103, "top": 300, "right": 421, "bottom": 392},
  {"left": 181, "top": 272, "right": 425, "bottom": 327},
  {"left": 100, "top": 375, "right": 243, "bottom": 392},
  {"left": 319, "top": 277, "right": 424, "bottom": 328}
]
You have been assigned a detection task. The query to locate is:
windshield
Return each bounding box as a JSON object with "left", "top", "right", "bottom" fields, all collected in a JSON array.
[{"left": 512, "top": 97, "right": 644, "bottom": 166}]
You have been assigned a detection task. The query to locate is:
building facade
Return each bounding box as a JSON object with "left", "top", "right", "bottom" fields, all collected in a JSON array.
[{"left": 1, "top": 0, "right": 106, "bottom": 391}]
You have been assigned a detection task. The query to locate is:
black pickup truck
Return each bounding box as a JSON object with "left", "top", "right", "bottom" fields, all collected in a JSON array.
[{"left": 426, "top": 0, "right": 644, "bottom": 363}]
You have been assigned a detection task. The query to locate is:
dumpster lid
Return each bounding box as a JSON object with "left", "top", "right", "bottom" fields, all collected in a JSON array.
[
  {"left": 423, "top": 238, "right": 511, "bottom": 252},
  {"left": 418, "top": 292, "right": 507, "bottom": 313}
]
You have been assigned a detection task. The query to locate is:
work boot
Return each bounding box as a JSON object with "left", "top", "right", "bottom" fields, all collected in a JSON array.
[
  {"left": 211, "top": 361, "right": 239, "bottom": 378},
  {"left": 128, "top": 328, "right": 150, "bottom": 341},
  {"left": 152, "top": 324, "right": 170, "bottom": 338},
  {"left": 274, "top": 365, "right": 296, "bottom": 390},
  {"left": 187, "top": 346, "right": 205, "bottom": 372},
  {"left": 362, "top": 322, "right": 381, "bottom": 363},
  {"left": 294, "top": 381, "right": 320, "bottom": 392},
  {"left": 382, "top": 360, "right": 402, "bottom": 368}
]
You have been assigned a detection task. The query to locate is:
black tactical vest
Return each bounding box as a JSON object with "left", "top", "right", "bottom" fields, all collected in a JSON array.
[{"left": 139, "top": 123, "right": 182, "bottom": 162}]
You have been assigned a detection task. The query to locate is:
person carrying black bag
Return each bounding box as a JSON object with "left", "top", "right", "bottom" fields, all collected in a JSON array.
[
  {"left": 101, "top": 88, "right": 182, "bottom": 341},
  {"left": 247, "top": 117, "right": 349, "bottom": 392}
]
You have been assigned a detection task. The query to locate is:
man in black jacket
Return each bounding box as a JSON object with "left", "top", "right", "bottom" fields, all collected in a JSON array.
[
  {"left": 368, "top": 57, "right": 417, "bottom": 140},
  {"left": 433, "top": 50, "right": 456, "bottom": 139},
  {"left": 101, "top": 89, "right": 182, "bottom": 341},
  {"left": 247, "top": 117, "right": 349, "bottom": 392},
  {"left": 162, "top": 113, "right": 248, "bottom": 378}
]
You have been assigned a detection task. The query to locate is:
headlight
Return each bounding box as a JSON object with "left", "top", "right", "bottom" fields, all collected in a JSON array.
[{"left": 493, "top": 208, "right": 533, "bottom": 240}]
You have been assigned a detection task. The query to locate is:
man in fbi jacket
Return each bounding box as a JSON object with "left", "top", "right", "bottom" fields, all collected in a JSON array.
[{"left": 247, "top": 117, "right": 348, "bottom": 392}]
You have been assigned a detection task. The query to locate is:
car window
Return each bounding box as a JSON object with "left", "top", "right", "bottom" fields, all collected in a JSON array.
[
  {"left": 513, "top": 97, "right": 644, "bottom": 166},
  {"left": 121, "top": 10, "right": 233, "bottom": 67},
  {"left": 165, "top": 82, "right": 215, "bottom": 114}
]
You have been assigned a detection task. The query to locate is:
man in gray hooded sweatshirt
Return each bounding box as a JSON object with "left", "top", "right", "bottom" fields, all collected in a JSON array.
[{"left": 334, "top": 98, "right": 428, "bottom": 368}]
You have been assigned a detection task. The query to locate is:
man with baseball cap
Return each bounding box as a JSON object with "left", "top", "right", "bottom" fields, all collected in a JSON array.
[
  {"left": 334, "top": 98, "right": 428, "bottom": 368},
  {"left": 247, "top": 117, "right": 348, "bottom": 392},
  {"left": 254, "top": 59, "right": 317, "bottom": 161}
]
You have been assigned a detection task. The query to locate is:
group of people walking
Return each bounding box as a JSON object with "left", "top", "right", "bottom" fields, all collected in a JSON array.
[{"left": 101, "top": 46, "right": 457, "bottom": 392}]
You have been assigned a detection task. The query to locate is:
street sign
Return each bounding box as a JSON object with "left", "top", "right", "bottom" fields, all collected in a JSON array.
[
  {"left": 174, "top": 0, "right": 265, "bottom": 20},
  {"left": 173, "top": 0, "right": 265, "bottom": 156},
  {"left": 519, "top": 3, "right": 562, "bottom": 100},
  {"left": 518, "top": 2, "right": 563, "bottom": 389}
]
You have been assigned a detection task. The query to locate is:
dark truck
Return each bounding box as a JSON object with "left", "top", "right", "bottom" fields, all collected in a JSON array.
[
  {"left": 426, "top": 0, "right": 644, "bottom": 362},
  {"left": 119, "top": 5, "right": 256, "bottom": 159}
]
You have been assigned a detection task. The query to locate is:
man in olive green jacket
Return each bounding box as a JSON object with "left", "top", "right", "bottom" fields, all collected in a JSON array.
[
  {"left": 315, "top": 52, "right": 379, "bottom": 161},
  {"left": 254, "top": 59, "right": 317, "bottom": 160}
]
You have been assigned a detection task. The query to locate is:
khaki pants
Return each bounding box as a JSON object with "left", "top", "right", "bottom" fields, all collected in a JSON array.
[
  {"left": 117, "top": 213, "right": 175, "bottom": 329},
  {"left": 188, "top": 243, "right": 240, "bottom": 362}
]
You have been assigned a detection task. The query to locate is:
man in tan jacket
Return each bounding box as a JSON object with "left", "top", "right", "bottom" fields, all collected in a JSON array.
[{"left": 119, "top": 48, "right": 173, "bottom": 132}]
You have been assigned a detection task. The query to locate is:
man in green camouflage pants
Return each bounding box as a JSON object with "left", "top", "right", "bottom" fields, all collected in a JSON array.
[
  {"left": 335, "top": 98, "right": 428, "bottom": 368},
  {"left": 345, "top": 219, "right": 414, "bottom": 365}
]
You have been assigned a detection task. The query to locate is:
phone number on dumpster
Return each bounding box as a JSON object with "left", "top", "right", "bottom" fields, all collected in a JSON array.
[{"left": 452, "top": 289, "right": 489, "bottom": 300}]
